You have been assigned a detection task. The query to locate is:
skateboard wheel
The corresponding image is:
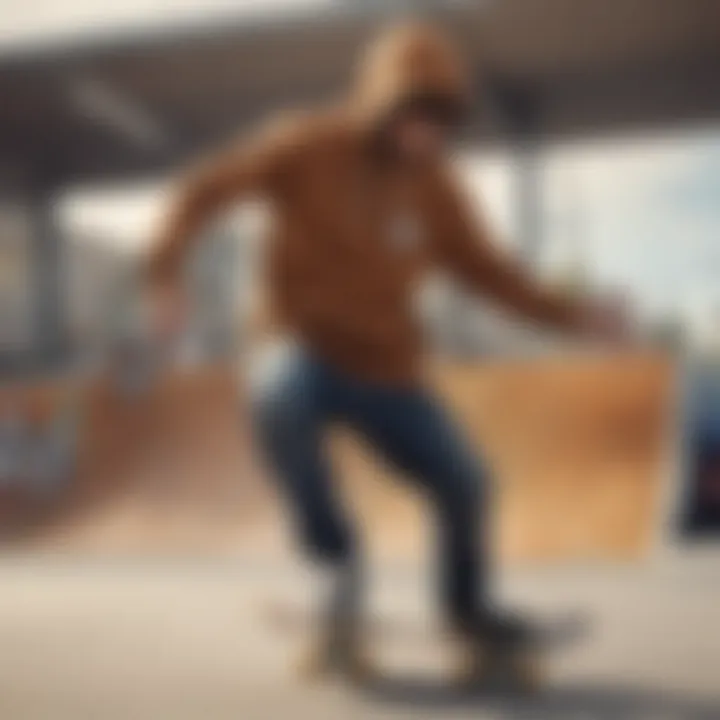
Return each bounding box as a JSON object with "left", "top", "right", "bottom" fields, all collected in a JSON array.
[
  {"left": 293, "top": 642, "right": 377, "bottom": 685},
  {"left": 454, "top": 645, "right": 546, "bottom": 693},
  {"left": 512, "top": 652, "right": 546, "bottom": 693}
]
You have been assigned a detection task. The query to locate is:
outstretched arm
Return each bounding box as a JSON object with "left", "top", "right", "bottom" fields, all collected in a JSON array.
[
  {"left": 425, "top": 167, "right": 587, "bottom": 332},
  {"left": 146, "top": 117, "right": 299, "bottom": 285}
]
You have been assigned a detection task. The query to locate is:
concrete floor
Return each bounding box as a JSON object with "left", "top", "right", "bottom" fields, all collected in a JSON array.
[{"left": 0, "top": 548, "right": 719, "bottom": 720}]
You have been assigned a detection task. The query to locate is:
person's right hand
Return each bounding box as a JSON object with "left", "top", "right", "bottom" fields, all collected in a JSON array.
[{"left": 145, "top": 279, "right": 189, "bottom": 345}]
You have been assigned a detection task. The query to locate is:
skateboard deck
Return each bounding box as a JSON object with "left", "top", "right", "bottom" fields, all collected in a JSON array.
[{"left": 259, "top": 597, "right": 590, "bottom": 691}]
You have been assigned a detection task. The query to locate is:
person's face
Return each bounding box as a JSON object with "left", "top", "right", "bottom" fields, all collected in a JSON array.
[{"left": 391, "top": 114, "right": 449, "bottom": 162}]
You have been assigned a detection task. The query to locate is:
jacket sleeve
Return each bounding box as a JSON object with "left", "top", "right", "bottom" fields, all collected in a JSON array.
[
  {"left": 424, "top": 166, "right": 584, "bottom": 332},
  {"left": 146, "top": 115, "right": 302, "bottom": 284}
]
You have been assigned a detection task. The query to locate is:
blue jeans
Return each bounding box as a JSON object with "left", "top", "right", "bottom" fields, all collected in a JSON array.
[{"left": 250, "top": 342, "right": 489, "bottom": 631}]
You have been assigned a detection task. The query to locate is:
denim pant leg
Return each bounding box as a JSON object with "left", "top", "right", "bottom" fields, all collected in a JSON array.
[
  {"left": 339, "top": 382, "right": 490, "bottom": 631},
  {"left": 249, "top": 345, "right": 356, "bottom": 565}
]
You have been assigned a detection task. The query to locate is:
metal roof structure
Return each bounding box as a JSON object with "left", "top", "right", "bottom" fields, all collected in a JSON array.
[{"left": 1, "top": 0, "right": 719, "bottom": 187}]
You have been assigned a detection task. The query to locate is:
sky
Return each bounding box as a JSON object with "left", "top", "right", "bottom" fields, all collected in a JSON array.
[{"left": 5, "top": 0, "right": 720, "bottom": 340}]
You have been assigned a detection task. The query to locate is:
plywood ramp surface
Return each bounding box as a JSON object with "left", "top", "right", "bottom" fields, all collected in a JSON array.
[
  {"left": 332, "top": 354, "right": 674, "bottom": 562},
  {"left": 7, "top": 354, "right": 675, "bottom": 563}
]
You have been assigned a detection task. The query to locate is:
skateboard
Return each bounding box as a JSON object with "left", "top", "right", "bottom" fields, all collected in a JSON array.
[{"left": 259, "top": 598, "right": 589, "bottom": 691}]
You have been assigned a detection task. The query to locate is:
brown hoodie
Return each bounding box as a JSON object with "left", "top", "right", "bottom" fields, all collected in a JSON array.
[{"left": 148, "top": 22, "right": 583, "bottom": 384}]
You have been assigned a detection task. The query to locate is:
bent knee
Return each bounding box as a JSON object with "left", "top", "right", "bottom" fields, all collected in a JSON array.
[
  {"left": 435, "top": 461, "right": 488, "bottom": 517},
  {"left": 302, "top": 517, "right": 356, "bottom": 565}
]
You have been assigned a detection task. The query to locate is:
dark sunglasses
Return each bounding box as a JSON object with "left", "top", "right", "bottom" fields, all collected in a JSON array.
[{"left": 395, "top": 92, "right": 466, "bottom": 129}]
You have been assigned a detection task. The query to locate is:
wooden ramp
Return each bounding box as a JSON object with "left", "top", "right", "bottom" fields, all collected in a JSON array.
[
  {"left": 338, "top": 354, "right": 675, "bottom": 562},
  {"left": 5, "top": 354, "right": 675, "bottom": 562},
  {"left": 13, "top": 366, "right": 272, "bottom": 553}
]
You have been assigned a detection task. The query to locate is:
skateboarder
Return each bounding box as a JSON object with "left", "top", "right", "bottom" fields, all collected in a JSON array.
[{"left": 145, "top": 22, "right": 626, "bottom": 678}]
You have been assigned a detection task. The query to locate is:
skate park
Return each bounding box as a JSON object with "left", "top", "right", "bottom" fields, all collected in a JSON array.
[{"left": 1, "top": 1, "right": 720, "bottom": 717}]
